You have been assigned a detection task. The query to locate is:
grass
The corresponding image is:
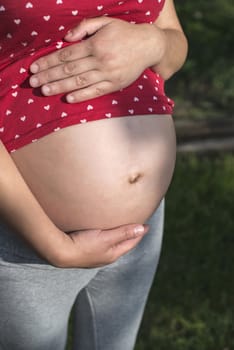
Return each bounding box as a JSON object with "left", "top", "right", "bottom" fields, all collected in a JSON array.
[
  {"left": 67, "top": 152, "right": 234, "bottom": 350},
  {"left": 135, "top": 152, "right": 234, "bottom": 350}
]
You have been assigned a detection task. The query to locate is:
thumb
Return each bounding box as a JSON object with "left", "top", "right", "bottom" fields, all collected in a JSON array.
[{"left": 64, "top": 17, "right": 113, "bottom": 41}]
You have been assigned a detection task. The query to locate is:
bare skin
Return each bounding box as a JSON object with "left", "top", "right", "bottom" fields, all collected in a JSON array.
[
  {"left": 1, "top": 0, "right": 187, "bottom": 268},
  {"left": 0, "top": 140, "right": 149, "bottom": 268},
  {"left": 12, "top": 115, "right": 176, "bottom": 232}
]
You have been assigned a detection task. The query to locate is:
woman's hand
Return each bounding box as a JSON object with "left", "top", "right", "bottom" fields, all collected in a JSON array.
[
  {"left": 53, "top": 224, "right": 149, "bottom": 268},
  {"left": 29, "top": 17, "right": 165, "bottom": 103}
]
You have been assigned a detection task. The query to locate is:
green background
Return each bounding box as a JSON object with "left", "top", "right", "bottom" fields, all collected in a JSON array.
[{"left": 168, "top": 0, "right": 234, "bottom": 120}]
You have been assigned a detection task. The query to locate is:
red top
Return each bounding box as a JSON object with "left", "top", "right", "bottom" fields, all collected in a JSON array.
[{"left": 0, "top": 0, "right": 174, "bottom": 153}]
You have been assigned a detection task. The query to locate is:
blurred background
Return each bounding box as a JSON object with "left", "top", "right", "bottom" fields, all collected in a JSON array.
[{"left": 136, "top": 1, "right": 234, "bottom": 349}]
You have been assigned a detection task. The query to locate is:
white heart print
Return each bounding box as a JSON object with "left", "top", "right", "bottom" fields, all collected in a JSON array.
[
  {"left": 56, "top": 41, "right": 63, "bottom": 49},
  {"left": 14, "top": 19, "right": 21, "bottom": 25},
  {"left": 20, "top": 67, "right": 26, "bottom": 73},
  {"left": 43, "top": 15, "right": 51, "bottom": 21},
  {"left": 25, "top": 2, "right": 33, "bottom": 8}
]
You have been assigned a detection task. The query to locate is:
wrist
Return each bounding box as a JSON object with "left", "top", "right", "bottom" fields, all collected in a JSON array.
[
  {"left": 47, "top": 230, "right": 84, "bottom": 268},
  {"left": 43, "top": 229, "right": 73, "bottom": 267},
  {"left": 139, "top": 23, "right": 167, "bottom": 70},
  {"left": 22, "top": 223, "right": 70, "bottom": 266},
  {"left": 150, "top": 27, "right": 188, "bottom": 80}
]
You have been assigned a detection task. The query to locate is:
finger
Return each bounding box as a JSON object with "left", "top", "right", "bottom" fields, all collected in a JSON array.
[
  {"left": 30, "top": 41, "right": 91, "bottom": 74},
  {"left": 65, "top": 17, "right": 114, "bottom": 42},
  {"left": 66, "top": 80, "right": 114, "bottom": 103},
  {"left": 41, "top": 70, "right": 105, "bottom": 96},
  {"left": 110, "top": 235, "right": 144, "bottom": 261},
  {"left": 29, "top": 56, "right": 96, "bottom": 88},
  {"left": 102, "top": 224, "right": 148, "bottom": 247}
]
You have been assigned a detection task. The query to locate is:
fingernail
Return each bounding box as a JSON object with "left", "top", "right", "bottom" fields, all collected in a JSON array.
[
  {"left": 134, "top": 226, "right": 145, "bottom": 235},
  {"left": 66, "top": 94, "right": 75, "bottom": 103},
  {"left": 42, "top": 85, "right": 51, "bottom": 95},
  {"left": 30, "top": 63, "right": 39, "bottom": 73},
  {"left": 29, "top": 76, "right": 39, "bottom": 87}
]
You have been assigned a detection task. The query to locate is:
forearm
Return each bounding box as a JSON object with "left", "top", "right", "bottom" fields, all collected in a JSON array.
[
  {"left": 0, "top": 141, "right": 65, "bottom": 264},
  {"left": 150, "top": 26, "right": 188, "bottom": 80},
  {"left": 146, "top": 0, "right": 188, "bottom": 80}
]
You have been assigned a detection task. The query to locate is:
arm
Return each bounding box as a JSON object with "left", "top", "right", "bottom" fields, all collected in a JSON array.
[
  {"left": 0, "top": 140, "right": 65, "bottom": 264},
  {"left": 29, "top": 0, "right": 188, "bottom": 102},
  {"left": 0, "top": 141, "right": 148, "bottom": 267},
  {"left": 150, "top": 0, "right": 188, "bottom": 79}
]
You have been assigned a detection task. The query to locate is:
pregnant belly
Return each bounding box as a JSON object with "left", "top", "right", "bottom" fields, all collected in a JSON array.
[{"left": 11, "top": 115, "right": 176, "bottom": 232}]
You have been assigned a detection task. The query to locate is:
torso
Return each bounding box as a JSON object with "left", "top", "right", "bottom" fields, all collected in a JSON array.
[
  {"left": 1, "top": 0, "right": 176, "bottom": 232},
  {"left": 12, "top": 115, "right": 176, "bottom": 231}
]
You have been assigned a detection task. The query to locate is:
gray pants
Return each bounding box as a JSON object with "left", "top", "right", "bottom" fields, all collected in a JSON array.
[{"left": 0, "top": 200, "right": 164, "bottom": 350}]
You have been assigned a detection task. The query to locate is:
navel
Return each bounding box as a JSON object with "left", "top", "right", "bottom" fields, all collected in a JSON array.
[{"left": 128, "top": 172, "right": 143, "bottom": 184}]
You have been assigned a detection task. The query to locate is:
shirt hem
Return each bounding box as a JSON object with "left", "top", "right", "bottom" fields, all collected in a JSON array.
[{"left": 6, "top": 105, "right": 173, "bottom": 153}]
